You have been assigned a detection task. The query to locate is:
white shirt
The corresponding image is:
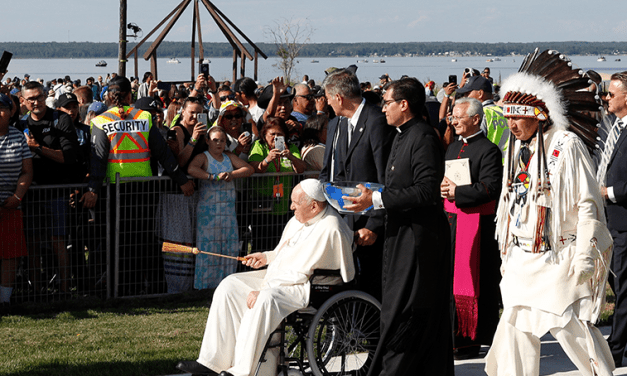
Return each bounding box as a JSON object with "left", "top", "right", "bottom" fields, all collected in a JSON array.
[{"left": 606, "top": 114, "right": 627, "bottom": 202}]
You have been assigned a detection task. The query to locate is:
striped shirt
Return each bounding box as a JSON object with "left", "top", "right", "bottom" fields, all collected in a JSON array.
[{"left": 0, "top": 127, "right": 32, "bottom": 203}]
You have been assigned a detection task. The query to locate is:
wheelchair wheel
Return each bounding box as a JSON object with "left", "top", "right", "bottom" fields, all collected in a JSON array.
[{"left": 306, "top": 290, "right": 381, "bottom": 376}]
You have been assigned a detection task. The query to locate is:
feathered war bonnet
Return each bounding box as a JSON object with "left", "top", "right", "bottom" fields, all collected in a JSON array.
[{"left": 501, "top": 48, "right": 603, "bottom": 152}]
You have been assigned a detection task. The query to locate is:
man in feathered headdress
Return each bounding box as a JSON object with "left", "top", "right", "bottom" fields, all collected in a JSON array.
[{"left": 485, "top": 50, "right": 615, "bottom": 376}]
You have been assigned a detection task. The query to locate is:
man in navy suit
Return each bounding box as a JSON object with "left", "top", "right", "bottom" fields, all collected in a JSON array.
[
  {"left": 319, "top": 69, "right": 394, "bottom": 301},
  {"left": 602, "top": 71, "right": 627, "bottom": 368}
]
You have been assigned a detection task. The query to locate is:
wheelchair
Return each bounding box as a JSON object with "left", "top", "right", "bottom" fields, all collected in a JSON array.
[{"left": 253, "top": 269, "right": 382, "bottom": 376}]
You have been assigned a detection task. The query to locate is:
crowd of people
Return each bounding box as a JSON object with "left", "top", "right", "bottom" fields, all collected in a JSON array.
[{"left": 2, "top": 53, "right": 627, "bottom": 376}]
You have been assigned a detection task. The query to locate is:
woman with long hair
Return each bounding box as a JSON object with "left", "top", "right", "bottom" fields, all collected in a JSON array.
[{"left": 188, "top": 127, "right": 253, "bottom": 289}]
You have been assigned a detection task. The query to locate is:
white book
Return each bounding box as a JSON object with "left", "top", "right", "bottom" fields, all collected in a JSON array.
[{"left": 445, "top": 158, "right": 471, "bottom": 186}]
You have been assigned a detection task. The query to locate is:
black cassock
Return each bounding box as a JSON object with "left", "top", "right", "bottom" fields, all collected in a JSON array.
[
  {"left": 444, "top": 135, "right": 502, "bottom": 351},
  {"left": 368, "top": 118, "right": 454, "bottom": 376}
]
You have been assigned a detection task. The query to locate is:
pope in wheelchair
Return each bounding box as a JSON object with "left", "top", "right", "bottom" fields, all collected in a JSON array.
[{"left": 177, "top": 179, "right": 356, "bottom": 376}]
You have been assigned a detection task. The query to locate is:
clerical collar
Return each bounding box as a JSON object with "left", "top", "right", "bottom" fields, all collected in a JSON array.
[
  {"left": 396, "top": 118, "right": 416, "bottom": 133},
  {"left": 458, "top": 130, "right": 483, "bottom": 143},
  {"left": 304, "top": 205, "right": 328, "bottom": 226}
]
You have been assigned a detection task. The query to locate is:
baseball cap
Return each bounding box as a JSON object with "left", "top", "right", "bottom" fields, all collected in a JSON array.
[
  {"left": 56, "top": 93, "right": 79, "bottom": 108},
  {"left": 0, "top": 93, "right": 13, "bottom": 109},
  {"left": 134, "top": 97, "right": 163, "bottom": 112},
  {"left": 87, "top": 101, "right": 108, "bottom": 116},
  {"left": 456, "top": 76, "right": 493, "bottom": 95}
]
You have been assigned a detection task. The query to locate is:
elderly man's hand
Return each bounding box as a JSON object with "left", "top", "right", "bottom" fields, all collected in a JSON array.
[
  {"left": 243, "top": 252, "right": 267, "bottom": 269},
  {"left": 247, "top": 291, "right": 260, "bottom": 309},
  {"left": 342, "top": 184, "right": 373, "bottom": 213}
]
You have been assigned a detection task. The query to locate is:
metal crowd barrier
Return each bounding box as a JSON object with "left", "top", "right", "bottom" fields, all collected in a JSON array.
[{"left": 1, "top": 172, "right": 317, "bottom": 304}]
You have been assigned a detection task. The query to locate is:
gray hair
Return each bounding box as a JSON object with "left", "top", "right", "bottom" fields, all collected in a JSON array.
[
  {"left": 292, "top": 83, "right": 310, "bottom": 103},
  {"left": 455, "top": 97, "right": 483, "bottom": 121},
  {"left": 611, "top": 71, "right": 627, "bottom": 92},
  {"left": 322, "top": 69, "right": 361, "bottom": 100}
]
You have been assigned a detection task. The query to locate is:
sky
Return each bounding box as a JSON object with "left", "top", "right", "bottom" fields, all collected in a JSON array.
[{"left": 2, "top": 0, "right": 626, "bottom": 44}]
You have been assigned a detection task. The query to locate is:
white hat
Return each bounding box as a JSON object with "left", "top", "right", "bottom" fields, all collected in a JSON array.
[{"left": 300, "top": 179, "right": 325, "bottom": 202}]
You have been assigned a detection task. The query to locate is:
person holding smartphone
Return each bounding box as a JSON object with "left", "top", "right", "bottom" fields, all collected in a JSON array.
[
  {"left": 248, "top": 117, "right": 306, "bottom": 252},
  {"left": 168, "top": 96, "right": 208, "bottom": 172},
  {"left": 213, "top": 100, "right": 258, "bottom": 159}
]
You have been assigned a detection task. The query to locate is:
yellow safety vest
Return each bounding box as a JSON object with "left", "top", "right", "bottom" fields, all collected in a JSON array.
[{"left": 91, "top": 106, "right": 152, "bottom": 182}]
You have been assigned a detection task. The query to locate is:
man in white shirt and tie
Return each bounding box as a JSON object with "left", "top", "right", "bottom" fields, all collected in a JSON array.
[{"left": 318, "top": 69, "right": 394, "bottom": 301}]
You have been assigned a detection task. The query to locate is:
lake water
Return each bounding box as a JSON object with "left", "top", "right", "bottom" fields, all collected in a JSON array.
[{"left": 6, "top": 54, "right": 627, "bottom": 87}]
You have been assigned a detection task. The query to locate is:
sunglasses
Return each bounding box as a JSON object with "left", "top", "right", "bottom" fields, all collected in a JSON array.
[
  {"left": 224, "top": 113, "right": 243, "bottom": 120},
  {"left": 220, "top": 94, "right": 236, "bottom": 101}
]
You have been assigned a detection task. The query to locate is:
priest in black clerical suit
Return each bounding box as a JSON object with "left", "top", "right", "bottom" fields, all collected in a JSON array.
[
  {"left": 344, "top": 78, "right": 453, "bottom": 376},
  {"left": 440, "top": 98, "right": 502, "bottom": 360},
  {"left": 319, "top": 69, "right": 393, "bottom": 301}
]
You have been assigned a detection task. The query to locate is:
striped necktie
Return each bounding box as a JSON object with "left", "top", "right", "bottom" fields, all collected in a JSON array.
[{"left": 597, "top": 118, "right": 624, "bottom": 185}]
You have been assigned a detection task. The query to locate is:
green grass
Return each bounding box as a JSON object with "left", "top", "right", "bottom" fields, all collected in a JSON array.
[
  {"left": 0, "top": 291, "right": 213, "bottom": 376},
  {"left": 0, "top": 284, "right": 618, "bottom": 376}
]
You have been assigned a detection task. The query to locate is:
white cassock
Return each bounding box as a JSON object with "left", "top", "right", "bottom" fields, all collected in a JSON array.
[
  {"left": 485, "top": 128, "right": 614, "bottom": 376},
  {"left": 196, "top": 206, "right": 355, "bottom": 376}
]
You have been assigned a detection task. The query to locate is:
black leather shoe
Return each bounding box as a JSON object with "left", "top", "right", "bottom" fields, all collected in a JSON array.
[
  {"left": 176, "top": 360, "right": 218, "bottom": 375},
  {"left": 219, "top": 372, "right": 234, "bottom": 376}
]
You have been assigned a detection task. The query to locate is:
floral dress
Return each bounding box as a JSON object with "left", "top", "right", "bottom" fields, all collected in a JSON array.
[{"left": 194, "top": 151, "right": 239, "bottom": 290}]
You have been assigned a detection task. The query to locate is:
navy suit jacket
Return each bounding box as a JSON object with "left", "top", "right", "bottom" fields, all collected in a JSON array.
[
  {"left": 606, "top": 119, "right": 627, "bottom": 232},
  {"left": 319, "top": 102, "right": 394, "bottom": 234}
]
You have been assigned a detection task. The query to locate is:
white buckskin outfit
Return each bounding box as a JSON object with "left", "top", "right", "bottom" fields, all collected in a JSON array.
[{"left": 485, "top": 53, "right": 615, "bottom": 376}]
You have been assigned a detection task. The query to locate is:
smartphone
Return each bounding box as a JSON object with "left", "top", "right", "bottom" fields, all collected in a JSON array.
[
  {"left": 0, "top": 51, "right": 12, "bottom": 74},
  {"left": 197, "top": 113, "right": 208, "bottom": 126},
  {"left": 274, "top": 136, "right": 285, "bottom": 151},
  {"left": 200, "top": 63, "right": 210, "bottom": 78},
  {"left": 448, "top": 75, "right": 457, "bottom": 85},
  {"left": 166, "top": 128, "right": 177, "bottom": 141},
  {"left": 157, "top": 81, "right": 171, "bottom": 91}
]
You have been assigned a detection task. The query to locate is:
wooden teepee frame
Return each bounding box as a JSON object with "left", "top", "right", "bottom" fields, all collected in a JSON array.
[{"left": 126, "top": 0, "right": 267, "bottom": 83}]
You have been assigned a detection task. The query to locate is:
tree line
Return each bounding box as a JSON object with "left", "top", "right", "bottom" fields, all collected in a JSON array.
[{"left": 1, "top": 41, "right": 626, "bottom": 59}]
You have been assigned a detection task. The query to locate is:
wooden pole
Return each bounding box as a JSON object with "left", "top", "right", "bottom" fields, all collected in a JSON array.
[
  {"left": 232, "top": 49, "right": 237, "bottom": 84},
  {"left": 118, "top": 0, "right": 127, "bottom": 77},
  {"left": 191, "top": 0, "right": 197, "bottom": 81},
  {"left": 240, "top": 50, "right": 245, "bottom": 78},
  {"left": 254, "top": 51, "right": 258, "bottom": 81},
  {"left": 133, "top": 51, "right": 138, "bottom": 79},
  {"left": 151, "top": 51, "right": 158, "bottom": 81},
  {"left": 195, "top": 0, "right": 205, "bottom": 74}
]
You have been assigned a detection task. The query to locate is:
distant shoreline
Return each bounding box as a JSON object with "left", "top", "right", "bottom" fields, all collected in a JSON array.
[{"left": 2, "top": 41, "right": 626, "bottom": 59}]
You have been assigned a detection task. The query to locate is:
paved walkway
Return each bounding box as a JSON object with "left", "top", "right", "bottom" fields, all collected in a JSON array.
[
  {"left": 455, "top": 326, "right": 626, "bottom": 376},
  {"left": 166, "top": 326, "right": 626, "bottom": 376}
]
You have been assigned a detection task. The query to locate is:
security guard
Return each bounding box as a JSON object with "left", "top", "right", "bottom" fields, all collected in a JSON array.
[{"left": 80, "top": 76, "right": 193, "bottom": 295}]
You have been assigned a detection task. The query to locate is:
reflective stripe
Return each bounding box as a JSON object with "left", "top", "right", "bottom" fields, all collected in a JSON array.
[
  {"left": 484, "top": 105, "right": 510, "bottom": 156},
  {"left": 91, "top": 106, "right": 153, "bottom": 181}
]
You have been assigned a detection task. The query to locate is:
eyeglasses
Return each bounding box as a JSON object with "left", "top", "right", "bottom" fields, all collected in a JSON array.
[
  {"left": 382, "top": 98, "right": 403, "bottom": 108},
  {"left": 448, "top": 115, "right": 474, "bottom": 122},
  {"left": 223, "top": 113, "right": 243, "bottom": 120},
  {"left": 24, "top": 94, "right": 45, "bottom": 104},
  {"left": 220, "top": 94, "right": 235, "bottom": 101},
  {"left": 295, "top": 94, "right": 313, "bottom": 101},
  {"left": 607, "top": 91, "right": 624, "bottom": 99}
]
